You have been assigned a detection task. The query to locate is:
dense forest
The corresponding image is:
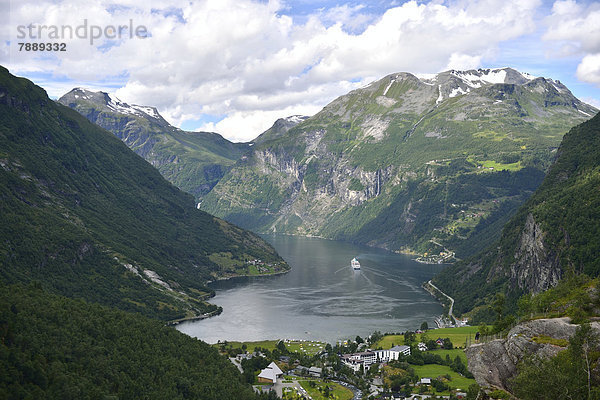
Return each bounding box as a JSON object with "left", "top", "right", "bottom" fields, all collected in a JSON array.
[{"left": 0, "top": 284, "right": 269, "bottom": 399}]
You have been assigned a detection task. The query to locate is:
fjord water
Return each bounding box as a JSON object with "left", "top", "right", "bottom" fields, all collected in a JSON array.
[{"left": 177, "top": 235, "right": 446, "bottom": 343}]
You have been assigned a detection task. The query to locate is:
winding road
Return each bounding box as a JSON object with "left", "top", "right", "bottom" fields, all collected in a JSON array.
[{"left": 428, "top": 280, "right": 455, "bottom": 320}]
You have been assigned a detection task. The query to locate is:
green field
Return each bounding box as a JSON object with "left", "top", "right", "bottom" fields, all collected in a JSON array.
[
  {"left": 215, "top": 339, "right": 326, "bottom": 355},
  {"left": 216, "top": 340, "right": 279, "bottom": 352},
  {"left": 299, "top": 380, "right": 353, "bottom": 400},
  {"left": 427, "top": 349, "right": 468, "bottom": 364},
  {"left": 375, "top": 326, "right": 482, "bottom": 349},
  {"left": 412, "top": 364, "right": 476, "bottom": 391},
  {"left": 284, "top": 339, "right": 327, "bottom": 355}
]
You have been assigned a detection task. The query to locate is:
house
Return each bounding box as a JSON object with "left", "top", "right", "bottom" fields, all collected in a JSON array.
[
  {"left": 279, "top": 356, "right": 291, "bottom": 363},
  {"left": 309, "top": 366, "right": 322, "bottom": 377},
  {"left": 420, "top": 377, "right": 431, "bottom": 385},
  {"left": 376, "top": 345, "right": 411, "bottom": 362},
  {"left": 417, "top": 342, "right": 427, "bottom": 351},
  {"left": 435, "top": 338, "right": 444, "bottom": 346},
  {"left": 257, "top": 362, "right": 284, "bottom": 384},
  {"left": 342, "top": 345, "right": 412, "bottom": 372},
  {"left": 341, "top": 351, "right": 377, "bottom": 371}
]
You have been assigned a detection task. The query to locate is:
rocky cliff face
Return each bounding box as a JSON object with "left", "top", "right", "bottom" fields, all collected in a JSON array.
[
  {"left": 509, "top": 214, "right": 562, "bottom": 293},
  {"left": 202, "top": 68, "right": 596, "bottom": 257},
  {"left": 466, "top": 318, "right": 600, "bottom": 393}
]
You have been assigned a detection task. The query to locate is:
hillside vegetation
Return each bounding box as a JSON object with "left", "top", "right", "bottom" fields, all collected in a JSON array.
[
  {"left": 434, "top": 112, "right": 600, "bottom": 321},
  {"left": 58, "top": 88, "right": 250, "bottom": 200},
  {"left": 0, "top": 66, "right": 287, "bottom": 321},
  {"left": 0, "top": 284, "right": 263, "bottom": 400}
]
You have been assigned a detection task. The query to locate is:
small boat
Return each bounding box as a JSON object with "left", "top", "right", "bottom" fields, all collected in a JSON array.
[{"left": 351, "top": 257, "right": 361, "bottom": 270}]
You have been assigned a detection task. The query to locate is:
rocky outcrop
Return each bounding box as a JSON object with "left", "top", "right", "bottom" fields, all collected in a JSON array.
[
  {"left": 466, "top": 318, "right": 600, "bottom": 393},
  {"left": 509, "top": 214, "right": 562, "bottom": 294}
]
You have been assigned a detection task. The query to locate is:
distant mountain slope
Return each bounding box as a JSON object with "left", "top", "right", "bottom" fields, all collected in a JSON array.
[
  {"left": 58, "top": 88, "right": 250, "bottom": 200},
  {"left": 201, "top": 68, "right": 597, "bottom": 258},
  {"left": 0, "top": 66, "right": 287, "bottom": 320},
  {"left": 433, "top": 112, "right": 600, "bottom": 320},
  {"left": 0, "top": 284, "right": 262, "bottom": 399}
]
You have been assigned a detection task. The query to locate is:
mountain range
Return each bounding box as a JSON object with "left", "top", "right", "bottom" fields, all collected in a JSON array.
[
  {"left": 58, "top": 88, "right": 251, "bottom": 201},
  {"left": 199, "top": 67, "right": 597, "bottom": 259}
]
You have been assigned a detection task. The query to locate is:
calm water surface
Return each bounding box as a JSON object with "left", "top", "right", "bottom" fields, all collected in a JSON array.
[{"left": 177, "top": 235, "right": 446, "bottom": 343}]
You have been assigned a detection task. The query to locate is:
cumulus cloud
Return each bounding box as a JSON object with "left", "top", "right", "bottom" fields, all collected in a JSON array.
[
  {"left": 5, "top": 0, "right": 545, "bottom": 141},
  {"left": 544, "top": 0, "right": 600, "bottom": 87}
]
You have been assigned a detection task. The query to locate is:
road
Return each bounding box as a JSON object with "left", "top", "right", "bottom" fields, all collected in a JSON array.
[{"left": 428, "top": 280, "right": 455, "bottom": 320}]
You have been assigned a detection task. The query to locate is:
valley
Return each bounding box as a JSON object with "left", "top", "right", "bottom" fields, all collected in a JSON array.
[{"left": 2, "top": 64, "right": 600, "bottom": 400}]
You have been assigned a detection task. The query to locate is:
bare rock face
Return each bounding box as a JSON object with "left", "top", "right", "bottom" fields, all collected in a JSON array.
[
  {"left": 509, "top": 213, "right": 562, "bottom": 294},
  {"left": 466, "top": 318, "right": 600, "bottom": 393}
]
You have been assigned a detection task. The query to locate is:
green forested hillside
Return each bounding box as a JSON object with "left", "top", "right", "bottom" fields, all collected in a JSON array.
[
  {"left": 0, "top": 66, "right": 287, "bottom": 320},
  {"left": 0, "top": 284, "right": 262, "bottom": 400},
  {"left": 434, "top": 112, "right": 600, "bottom": 321}
]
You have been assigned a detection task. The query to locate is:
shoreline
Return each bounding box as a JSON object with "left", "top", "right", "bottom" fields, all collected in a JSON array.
[
  {"left": 205, "top": 266, "right": 291, "bottom": 285},
  {"left": 169, "top": 267, "right": 291, "bottom": 326}
]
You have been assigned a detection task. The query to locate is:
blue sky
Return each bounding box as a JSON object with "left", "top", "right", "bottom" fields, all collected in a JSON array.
[{"left": 2, "top": 0, "right": 599, "bottom": 141}]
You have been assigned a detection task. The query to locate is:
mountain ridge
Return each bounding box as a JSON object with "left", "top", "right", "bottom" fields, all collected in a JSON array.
[{"left": 59, "top": 88, "right": 251, "bottom": 201}]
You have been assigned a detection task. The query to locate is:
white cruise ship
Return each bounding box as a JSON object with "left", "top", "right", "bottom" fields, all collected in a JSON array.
[{"left": 351, "top": 257, "right": 361, "bottom": 270}]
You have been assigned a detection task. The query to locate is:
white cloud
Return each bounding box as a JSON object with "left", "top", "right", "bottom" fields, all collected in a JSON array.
[
  {"left": 445, "top": 53, "right": 483, "bottom": 71},
  {"left": 544, "top": 0, "right": 600, "bottom": 87},
  {"left": 577, "top": 54, "right": 600, "bottom": 86},
  {"left": 5, "top": 0, "right": 546, "bottom": 141}
]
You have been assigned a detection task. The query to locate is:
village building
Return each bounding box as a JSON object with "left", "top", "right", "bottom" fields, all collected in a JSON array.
[
  {"left": 257, "top": 362, "right": 284, "bottom": 384},
  {"left": 342, "top": 346, "right": 411, "bottom": 371}
]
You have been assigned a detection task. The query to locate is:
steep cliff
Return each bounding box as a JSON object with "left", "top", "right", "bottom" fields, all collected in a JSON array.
[{"left": 202, "top": 68, "right": 596, "bottom": 258}]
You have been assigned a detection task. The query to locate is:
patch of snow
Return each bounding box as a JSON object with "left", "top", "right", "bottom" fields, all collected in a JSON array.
[
  {"left": 105, "top": 93, "right": 162, "bottom": 119},
  {"left": 436, "top": 85, "right": 443, "bottom": 104},
  {"left": 449, "top": 87, "right": 467, "bottom": 98},
  {"left": 520, "top": 71, "right": 537, "bottom": 80},
  {"left": 249, "top": 143, "right": 254, "bottom": 146},
  {"left": 74, "top": 94, "right": 79, "bottom": 98},
  {"left": 494, "top": 100, "right": 503, "bottom": 104},
  {"left": 286, "top": 115, "right": 308, "bottom": 124},
  {"left": 383, "top": 79, "right": 395, "bottom": 96},
  {"left": 551, "top": 81, "right": 566, "bottom": 93},
  {"left": 131, "top": 104, "right": 161, "bottom": 119},
  {"left": 579, "top": 109, "right": 592, "bottom": 117}
]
